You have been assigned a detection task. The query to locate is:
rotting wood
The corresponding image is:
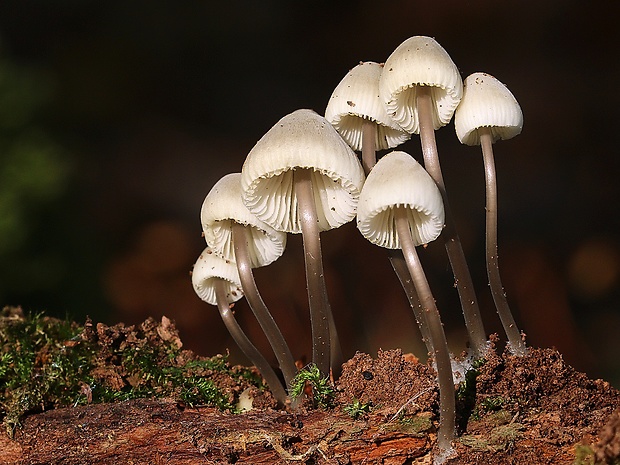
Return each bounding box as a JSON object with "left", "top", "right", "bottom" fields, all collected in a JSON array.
[{"left": 0, "top": 398, "right": 432, "bottom": 465}]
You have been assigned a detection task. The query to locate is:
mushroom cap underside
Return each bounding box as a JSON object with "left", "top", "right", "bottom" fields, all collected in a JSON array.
[
  {"left": 325, "top": 61, "right": 410, "bottom": 151},
  {"left": 241, "top": 109, "right": 365, "bottom": 233},
  {"left": 201, "top": 172, "right": 287, "bottom": 267},
  {"left": 379, "top": 36, "right": 463, "bottom": 134},
  {"left": 357, "top": 150, "right": 445, "bottom": 249},
  {"left": 192, "top": 247, "right": 244, "bottom": 306},
  {"left": 455, "top": 72, "right": 523, "bottom": 146}
]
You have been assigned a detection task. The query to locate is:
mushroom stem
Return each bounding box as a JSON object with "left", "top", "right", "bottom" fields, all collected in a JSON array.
[
  {"left": 416, "top": 85, "right": 488, "bottom": 358},
  {"left": 327, "top": 307, "right": 344, "bottom": 379},
  {"left": 214, "top": 279, "right": 288, "bottom": 406},
  {"left": 360, "top": 122, "right": 432, "bottom": 356},
  {"left": 361, "top": 119, "right": 377, "bottom": 174},
  {"left": 294, "top": 168, "right": 340, "bottom": 377},
  {"left": 394, "top": 206, "right": 455, "bottom": 454},
  {"left": 231, "top": 222, "right": 299, "bottom": 386},
  {"left": 479, "top": 128, "right": 527, "bottom": 356},
  {"left": 362, "top": 120, "right": 433, "bottom": 353},
  {"left": 388, "top": 249, "right": 434, "bottom": 355}
]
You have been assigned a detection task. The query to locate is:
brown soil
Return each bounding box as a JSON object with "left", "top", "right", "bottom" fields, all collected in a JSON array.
[
  {"left": 336, "top": 348, "right": 620, "bottom": 464},
  {"left": 2, "top": 315, "right": 620, "bottom": 464}
]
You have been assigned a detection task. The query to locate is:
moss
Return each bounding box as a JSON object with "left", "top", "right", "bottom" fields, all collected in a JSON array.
[
  {"left": 573, "top": 444, "right": 595, "bottom": 465},
  {"left": 290, "top": 364, "right": 334, "bottom": 408},
  {"left": 0, "top": 307, "right": 262, "bottom": 436},
  {"left": 456, "top": 358, "right": 485, "bottom": 428},
  {"left": 0, "top": 308, "right": 93, "bottom": 435},
  {"left": 394, "top": 412, "right": 433, "bottom": 435},
  {"left": 343, "top": 398, "right": 372, "bottom": 419},
  {"left": 459, "top": 422, "right": 524, "bottom": 452},
  {"left": 469, "top": 395, "right": 509, "bottom": 422}
]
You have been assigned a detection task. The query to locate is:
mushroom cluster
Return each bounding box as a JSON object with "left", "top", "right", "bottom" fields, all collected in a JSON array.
[{"left": 191, "top": 35, "right": 525, "bottom": 464}]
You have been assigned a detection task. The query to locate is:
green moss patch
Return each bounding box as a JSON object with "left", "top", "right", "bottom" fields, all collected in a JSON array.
[{"left": 0, "top": 306, "right": 265, "bottom": 436}]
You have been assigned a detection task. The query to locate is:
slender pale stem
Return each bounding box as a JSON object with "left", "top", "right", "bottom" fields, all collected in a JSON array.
[
  {"left": 416, "top": 86, "right": 488, "bottom": 357},
  {"left": 394, "top": 206, "right": 455, "bottom": 454},
  {"left": 294, "top": 168, "right": 336, "bottom": 377},
  {"left": 231, "top": 222, "right": 299, "bottom": 386},
  {"left": 327, "top": 307, "right": 344, "bottom": 379},
  {"left": 361, "top": 119, "right": 377, "bottom": 174},
  {"left": 388, "top": 249, "right": 434, "bottom": 355},
  {"left": 479, "top": 128, "right": 527, "bottom": 356},
  {"left": 360, "top": 121, "right": 433, "bottom": 355},
  {"left": 214, "top": 280, "right": 288, "bottom": 405}
]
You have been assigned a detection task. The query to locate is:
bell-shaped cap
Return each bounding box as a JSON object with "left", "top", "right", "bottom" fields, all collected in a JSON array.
[
  {"left": 455, "top": 72, "right": 523, "bottom": 146},
  {"left": 192, "top": 247, "right": 244, "bottom": 306},
  {"left": 379, "top": 36, "right": 463, "bottom": 134},
  {"left": 241, "top": 109, "right": 365, "bottom": 233},
  {"left": 325, "top": 61, "right": 410, "bottom": 151},
  {"left": 357, "top": 151, "right": 444, "bottom": 249},
  {"left": 201, "top": 173, "right": 287, "bottom": 268}
]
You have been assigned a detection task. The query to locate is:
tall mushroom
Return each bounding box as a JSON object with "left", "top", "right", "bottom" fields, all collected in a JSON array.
[
  {"left": 191, "top": 247, "right": 288, "bottom": 405},
  {"left": 356, "top": 150, "right": 455, "bottom": 459},
  {"left": 454, "top": 72, "right": 527, "bottom": 356},
  {"left": 241, "top": 109, "right": 365, "bottom": 377},
  {"left": 325, "top": 61, "right": 432, "bottom": 352},
  {"left": 380, "top": 35, "right": 488, "bottom": 358},
  {"left": 201, "top": 172, "right": 298, "bottom": 386}
]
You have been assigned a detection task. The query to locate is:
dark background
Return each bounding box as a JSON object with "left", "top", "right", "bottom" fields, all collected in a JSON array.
[{"left": 1, "top": 1, "right": 619, "bottom": 385}]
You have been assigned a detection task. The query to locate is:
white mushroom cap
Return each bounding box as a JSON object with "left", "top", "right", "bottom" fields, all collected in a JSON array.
[
  {"left": 241, "top": 109, "right": 366, "bottom": 233},
  {"left": 357, "top": 151, "right": 444, "bottom": 249},
  {"left": 379, "top": 36, "right": 463, "bottom": 134},
  {"left": 455, "top": 72, "right": 523, "bottom": 146},
  {"left": 201, "top": 173, "right": 287, "bottom": 268},
  {"left": 325, "top": 61, "right": 410, "bottom": 151},
  {"left": 191, "top": 247, "right": 244, "bottom": 306}
]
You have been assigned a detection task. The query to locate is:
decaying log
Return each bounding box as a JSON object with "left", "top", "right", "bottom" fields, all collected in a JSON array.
[{"left": 0, "top": 398, "right": 432, "bottom": 465}]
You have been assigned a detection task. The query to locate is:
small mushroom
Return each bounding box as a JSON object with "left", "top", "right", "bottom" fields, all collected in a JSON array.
[
  {"left": 191, "top": 247, "right": 288, "bottom": 405},
  {"left": 380, "top": 36, "right": 462, "bottom": 134},
  {"left": 201, "top": 172, "right": 298, "bottom": 385},
  {"left": 241, "top": 109, "right": 365, "bottom": 377},
  {"left": 356, "top": 150, "right": 455, "bottom": 458},
  {"left": 455, "top": 72, "right": 527, "bottom": 356},
  {"left": 380, "top": 36, "right": 488, "bottom": 358},
  {"left": 325, "top": 61, "right": 410, "bottom": 172}
]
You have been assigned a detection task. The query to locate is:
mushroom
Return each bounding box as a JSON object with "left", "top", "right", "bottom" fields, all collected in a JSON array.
[
  {"left": 380, "top": 35, "right": 488, "bottom": 358},
  {"left": 454, "top": 72, "right": 527, "bottom": 355},
  {"left": 191, "top": 247, "right": 288, "bottom": 405},
  {"left": 241, "top": 109, "right": 365, "bottom": 377},
  {"left": 201, "top": 172, "right": 298, "bottom": 385},
  {"left": 356, "top": 150, "right": 455, "bottom": 458},
  {"left": 325, "top": 61, "right": 410, "bottom": 173},
  {"left": 325, "top": 61, "right": 431, "bottom": 351}
]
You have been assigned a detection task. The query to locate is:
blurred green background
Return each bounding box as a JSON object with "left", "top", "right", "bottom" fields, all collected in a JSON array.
[{"left": 1, "top": 1, "right": 619, "bottom": 385}]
